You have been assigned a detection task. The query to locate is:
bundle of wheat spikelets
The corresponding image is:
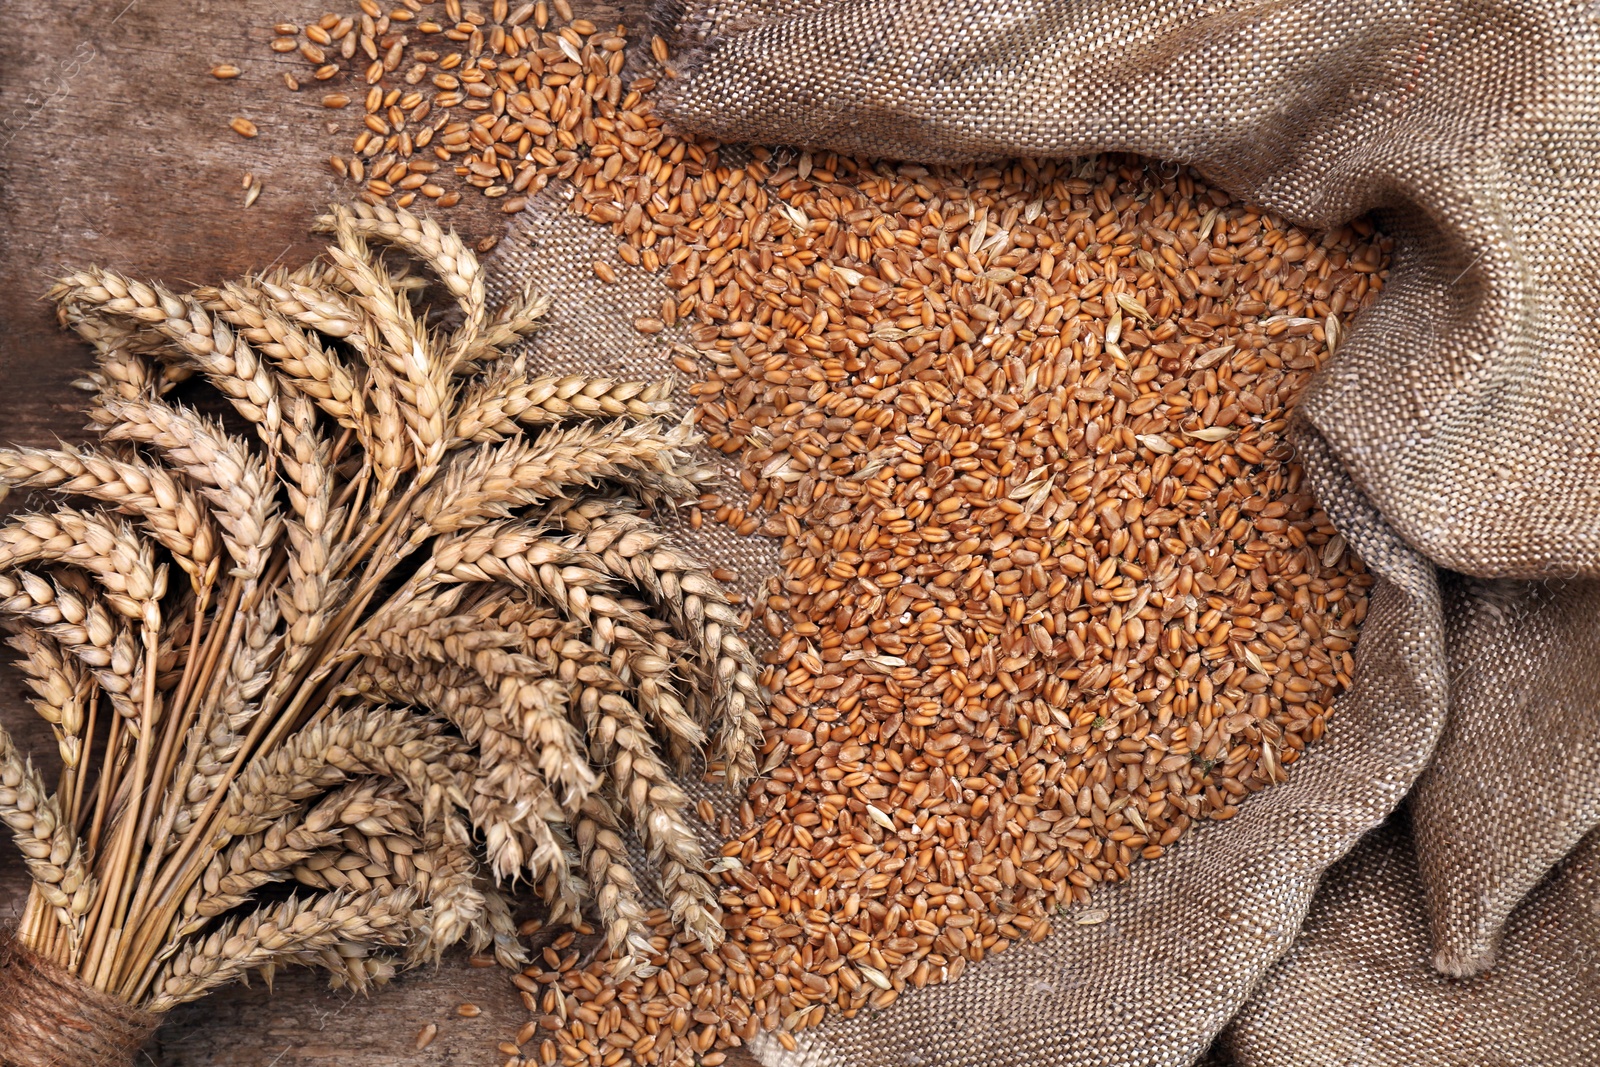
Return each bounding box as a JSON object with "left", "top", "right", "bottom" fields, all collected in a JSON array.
[{"left": 0, "top": 203, "right": 761, "bottom": 1048}]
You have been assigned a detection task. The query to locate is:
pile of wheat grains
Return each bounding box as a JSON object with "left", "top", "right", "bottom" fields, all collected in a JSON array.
[{"left": 245, "top": 12, "right": 1389, "bottom": 1066}]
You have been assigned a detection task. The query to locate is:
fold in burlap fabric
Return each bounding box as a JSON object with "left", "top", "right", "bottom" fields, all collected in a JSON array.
[
  {"left": 491, "top": 1, "right": 1600, "bottom": 1062},
  {"left": 1221, "top": 815, "right": 1600, "bottom": 1067}
]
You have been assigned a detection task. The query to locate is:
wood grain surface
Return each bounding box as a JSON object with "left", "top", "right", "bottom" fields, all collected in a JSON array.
[{"left": 0, "top": 1, "right": 760, "bottom": 1063}]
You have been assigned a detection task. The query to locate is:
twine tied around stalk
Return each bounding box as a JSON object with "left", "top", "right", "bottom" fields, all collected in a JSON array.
[{"left": 0, "top": 926, "right": 157, "bottom": 1067}]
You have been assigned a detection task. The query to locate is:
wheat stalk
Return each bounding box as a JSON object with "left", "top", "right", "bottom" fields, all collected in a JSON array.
[{"left": 0, "top": 204, "right": 762, "bottom": 1039}]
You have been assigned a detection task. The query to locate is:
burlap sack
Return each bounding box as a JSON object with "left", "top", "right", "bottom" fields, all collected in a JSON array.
[
  {"left": 490, "top": 0, "right": 1600, "bottom": 1061},
  {"left": 1221, "top": 815, "right": 1600, "bottom": 1067}
]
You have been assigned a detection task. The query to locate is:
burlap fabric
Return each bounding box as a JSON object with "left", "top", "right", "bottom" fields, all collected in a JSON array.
[{"left": 490, "top": 0, "right": 1600, "bottom": 1062}]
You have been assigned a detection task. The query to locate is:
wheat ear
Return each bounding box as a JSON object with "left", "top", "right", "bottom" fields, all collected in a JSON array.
[
  {"left": 0, "top": 720, "right": 94, "bottom": 955},
  {"left": 324, "top": 221, "right": 447, "bottom": 479},
  {"left": 146, "top": 888, "right": 417, "bottom": 1012},
  {"left": 197, "top": 279, "right": 366, "bottom": 432},
  {"left": 51, "top": 269, "right": 282, "bottom": 442},
  {"left": 0, "top": 574, "right": 147, "bottom": 725},
  {"left": 418, "top": 420, "right": 702, "bottom": 537},
  {"left": 6, "top": 627, "right": 91, "bottom": 776},
  {"left": 0, "top": 445, "right": 220, "bottom": 590},
  {"left": 356, "top": 613, "right": 595, "bottom": 806},
  {"left": 545, "top": 500, "right": 763, "bottom": 785},
  {"left": 574, "top": 795, "right": 656, "bottom": 976},
  {"left": 339, "top": 659, "right": 583, "bottom": 918},
  {"left": 97, "top": 396, "right": 282, "bottom": 583},
  {"left": 0, "top": 509, "right": 166, "bottom": 636},
  {"left": 313, "top": 202, "right": 487, "bottom": 372},
  {"left": 452, "top": 358, "right": 673, "bottom": 445},
  {"left": 569, "top": 664, "right": 721, "bottom": 949}
]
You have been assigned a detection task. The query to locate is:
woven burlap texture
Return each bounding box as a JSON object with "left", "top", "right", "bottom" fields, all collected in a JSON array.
[{"left": 486, "top": 0, "right": 1600, "bottom": 1062}]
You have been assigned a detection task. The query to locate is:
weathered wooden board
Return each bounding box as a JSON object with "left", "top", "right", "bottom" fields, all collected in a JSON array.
[{"left": 0, "top": 0, "right": 760, "bottom": 1062}]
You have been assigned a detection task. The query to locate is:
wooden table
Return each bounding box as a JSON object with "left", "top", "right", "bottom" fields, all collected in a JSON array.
[{"left": 0, "top": 2, "right": 759, "bottom": 1063}]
